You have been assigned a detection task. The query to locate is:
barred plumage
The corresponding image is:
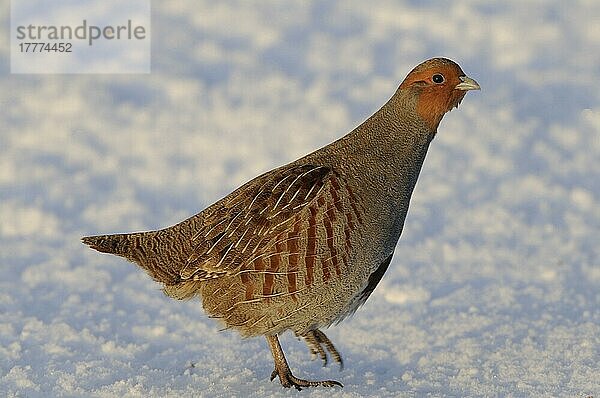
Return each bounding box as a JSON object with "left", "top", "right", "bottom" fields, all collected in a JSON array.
[{"left": 82, "top": 58, "right": 479, "bottom": 390}]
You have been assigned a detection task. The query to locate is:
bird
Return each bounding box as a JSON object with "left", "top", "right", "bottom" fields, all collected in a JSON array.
[{"left": 82, "top": 57, "right": 480, "bottom": 390}]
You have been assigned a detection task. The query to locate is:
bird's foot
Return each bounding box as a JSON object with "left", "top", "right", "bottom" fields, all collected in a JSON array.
[
  {"left": 266, "top": 334, "right": 343, "bottom": 390},
  {"left": 298, "top": 329, "right": 344, "bottom": 370},
  {"left": 270, "top": 367, "right": 342, "bottom": 391}
]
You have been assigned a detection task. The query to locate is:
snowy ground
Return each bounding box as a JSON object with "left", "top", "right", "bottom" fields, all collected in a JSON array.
[{"left": 1, "top": 1, "right": 599, "bottom": 397}]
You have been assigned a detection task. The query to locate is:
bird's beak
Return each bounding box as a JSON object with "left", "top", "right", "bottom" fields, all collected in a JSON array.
[{"left": 455, "top": 76, "right": 480, "bottom": 91}]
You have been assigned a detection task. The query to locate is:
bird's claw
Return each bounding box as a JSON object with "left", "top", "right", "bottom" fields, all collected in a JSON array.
[{"left": 270, "top": 367, "right": 343, "bottom": 391}]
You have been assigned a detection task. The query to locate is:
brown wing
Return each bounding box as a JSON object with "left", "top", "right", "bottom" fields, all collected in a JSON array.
[
  {"left": 179, "top": 164, "right": 333, "bottom": 281},
  {"left": 230, "top": 169, "right": 367, "bottom": 304}
]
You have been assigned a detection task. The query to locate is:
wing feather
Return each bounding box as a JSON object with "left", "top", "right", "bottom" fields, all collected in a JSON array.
[{"left": 180, "top": 164, "right": 332, "bottom": 281}]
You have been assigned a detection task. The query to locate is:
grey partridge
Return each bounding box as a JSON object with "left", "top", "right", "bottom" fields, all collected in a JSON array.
[{"left": 82, "top": 57, "right": 480, "bottom": 390}]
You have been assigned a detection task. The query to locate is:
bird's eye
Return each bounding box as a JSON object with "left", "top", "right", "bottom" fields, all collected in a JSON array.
[{"left": 432, "top": 74, "right": 445, "bottom": 84}]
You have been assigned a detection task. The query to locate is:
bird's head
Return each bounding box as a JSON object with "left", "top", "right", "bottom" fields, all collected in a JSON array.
[{"left": 399, "top": 58, "right": 480, "bottom": 131}]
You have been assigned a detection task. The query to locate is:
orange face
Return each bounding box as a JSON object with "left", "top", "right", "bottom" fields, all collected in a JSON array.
[{"left": 399, "top": 58, "right": 480, "bottom": 131}]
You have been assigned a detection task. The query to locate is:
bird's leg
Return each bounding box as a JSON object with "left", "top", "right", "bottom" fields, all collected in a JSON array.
[
  {"left": 297, "top": 330, "right": 327, "bottom": 364},
  {"left": 297, "top": 329, "right": 344, "bottom": 370},
  {"left": 313, "top": 329, "right": 344, "bottom": 370},
  {"left": 266, "top": 335, "right": 343, "bottom": 390}
]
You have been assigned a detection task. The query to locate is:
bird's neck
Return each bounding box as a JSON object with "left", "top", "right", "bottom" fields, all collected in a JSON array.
[
  {"left": 319, "top": 91, "right": 435, "bottom": 252},
  {"left": 334, "top": 92, "right": 434, "bottom": 195}
]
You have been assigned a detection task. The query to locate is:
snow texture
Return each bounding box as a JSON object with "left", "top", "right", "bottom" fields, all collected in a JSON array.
[{"left": 1, "top": 1, "right": 599, "bottom": 397}]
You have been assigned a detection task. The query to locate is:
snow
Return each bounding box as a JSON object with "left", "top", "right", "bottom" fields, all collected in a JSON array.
[{"left": 1, "top": 0, "right": 599, "bottom": 396}]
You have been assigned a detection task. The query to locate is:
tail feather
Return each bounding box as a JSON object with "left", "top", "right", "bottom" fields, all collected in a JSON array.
[
  {"left": 81, "top": 234, "right": 136, "bottom": 258},
  {"left": 82, "top": 231, "right": 183, "bottom": 286}
]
